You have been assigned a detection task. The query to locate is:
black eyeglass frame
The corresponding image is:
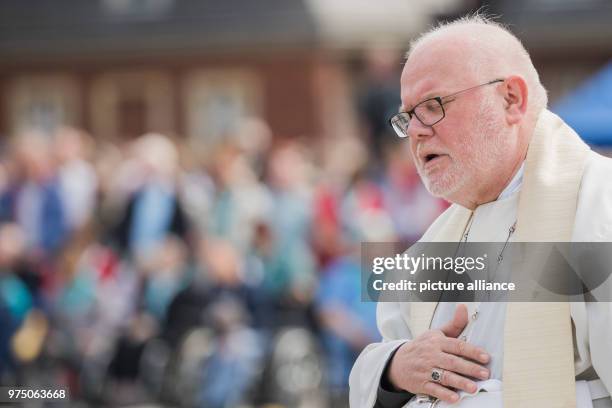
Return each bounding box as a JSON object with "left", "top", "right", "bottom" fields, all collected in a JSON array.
[{"left": 389, "top": 78, "right": 505, "bottom": 138}]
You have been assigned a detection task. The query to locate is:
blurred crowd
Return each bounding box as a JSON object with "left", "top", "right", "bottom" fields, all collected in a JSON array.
[{"left": 0, "top": 117, "right": 446, "bottom": 407}]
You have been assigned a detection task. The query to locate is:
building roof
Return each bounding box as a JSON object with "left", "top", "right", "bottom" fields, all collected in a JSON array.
[
  {"left": 0, "top": 0, "right": 466, "bottom": 64},
  {"left": 0, "top": 0, "right": 319, "bottom": 61},
  {"left": 491, "top": 0, "right": 612, "bottom": 55}
]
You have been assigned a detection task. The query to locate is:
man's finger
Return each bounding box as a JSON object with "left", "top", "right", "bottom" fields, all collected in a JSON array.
[
  {"left": 440, "top": 304, "right": 468, "bottom": 338},
  {"left": 437, "top": 368, "right": 478, "bottom": 394},
  {"left": 438, "top": 352, "right": 490, "bottom": 380},
  {"left": 442, "top": 337, "right": 490, "bottom": 365},
  {"left": 422, "top": 381, "right": 460, "bottom": 404}
]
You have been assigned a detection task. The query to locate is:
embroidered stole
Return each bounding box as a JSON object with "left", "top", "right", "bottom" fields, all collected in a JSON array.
[{"left": 409, "top": 110, "right": 591, "bottom": 407}]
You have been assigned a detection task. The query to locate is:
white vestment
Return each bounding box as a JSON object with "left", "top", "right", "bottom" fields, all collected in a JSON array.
[{"left": 349, "top": 124, "right": 612, "bottom": 407}]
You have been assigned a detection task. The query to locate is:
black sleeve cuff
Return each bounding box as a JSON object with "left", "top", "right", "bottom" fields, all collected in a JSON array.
[{"left": 375, "top": 345, "right": 414, "bottom": 408}]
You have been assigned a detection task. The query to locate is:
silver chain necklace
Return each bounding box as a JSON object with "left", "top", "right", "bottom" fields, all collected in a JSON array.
[{"left": 456, "top": 212, "right": 517, "bottom": 301}]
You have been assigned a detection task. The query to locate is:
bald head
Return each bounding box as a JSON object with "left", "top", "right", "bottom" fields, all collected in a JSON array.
[{"left": 406, "top": 15, "right": 547, "bottom": 119}]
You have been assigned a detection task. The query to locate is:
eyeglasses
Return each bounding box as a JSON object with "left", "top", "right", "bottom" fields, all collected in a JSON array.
[{"left": 389, "top": 79, "right": 504, "bottom": 138}]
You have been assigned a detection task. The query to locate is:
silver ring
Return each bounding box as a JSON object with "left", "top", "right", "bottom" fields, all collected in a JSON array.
[{"left": 431, "top": 368, "right": 444, "bottom": 383}]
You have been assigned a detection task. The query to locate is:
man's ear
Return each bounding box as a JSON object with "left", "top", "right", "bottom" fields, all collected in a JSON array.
[{"left": 502, "top": 75, "right": 528, "bottom": 125}]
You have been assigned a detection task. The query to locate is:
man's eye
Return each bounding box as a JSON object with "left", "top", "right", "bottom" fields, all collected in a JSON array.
[{"left": 423, "top": 101, "right": 441, "bottom": 112}]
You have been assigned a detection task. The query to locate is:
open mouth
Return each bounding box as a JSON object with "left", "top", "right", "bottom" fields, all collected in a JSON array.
[
  {"left": 424, "top": 153, "right": 449, "bottom": 165},
  {"left": 425, "top": 154, "right": 440, "bottom": 163}
]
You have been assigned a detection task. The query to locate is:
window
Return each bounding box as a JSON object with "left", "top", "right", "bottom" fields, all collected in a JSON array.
[
  {"left": 183, "top": 69, "right": 262, "bottom": 145},
  {"left": 7, "top": 75, "right": 80, "bottom": 135}
]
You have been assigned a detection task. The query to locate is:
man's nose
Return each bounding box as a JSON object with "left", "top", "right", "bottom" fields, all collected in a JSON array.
[{"left": 407, "top": 115, "right": 434, "bottom": 139}]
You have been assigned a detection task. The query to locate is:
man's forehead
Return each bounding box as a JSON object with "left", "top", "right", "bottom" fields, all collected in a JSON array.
[
  {"left": 399, "top": 45, "right": 474, "bottom": 110},
  {"left": 400, "top": 76, "right": 435, "bottom": 104},
  {"left": 399, "top": 69, "right": 453, "bottom": 111}
]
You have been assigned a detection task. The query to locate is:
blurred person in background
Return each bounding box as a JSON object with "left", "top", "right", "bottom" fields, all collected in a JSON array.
[
  {"left": 234, "top": 116, "right": 273, "bottom": 180},
  {"left": 161, "top": 235, "right": 214, "bottom": 349},
  {"left": 258, "top": 142, "right": 316, "bottom": 319},
  {"left": 0, "top": 223, "right": 34, "bottom": 381},
  {"left": 0, "top": 130, "right": 68, "bottom": 262},
  {"left": 0, "top": 131, "right": 68, "bottom": 310},
  {"left": 53, "top": 126, "right": 98, "bottom": 235},
  {"left": 92, "top": 140, "right": 127, "bottom": 222},
  {"left": 207, "top": 141, "right": 272, "bottom": 252},
  {"left": 142, "top": 235, "right": 192, "bottom": 323},
  {"left": 175, "top": 139, "right": 216, "bottom": 238},
  {"left": 339, "top": 164, "right": 396, "bottom": 246},
  {"left": 0, "top": 298, "right": 15, "bottom": 380},
  {"left": 309, "top": 135, "right": 386, "bottom": 407},
  {"left": 380, "top": 143, "right": 448, "bottom": 243},
  {"left": 313, "top": 213, "right": 379, "bottom": 408},
  {"left": 357, "top": 46, "right": 403, "bottom": 174},
  {"left": 198, "top": 239, "right": 263, "bottom": 408},
  {"left": 313, "top": 134, "right": 369, "bottom": 266},
  {"left": 49, "top": 225, "right": 140, "bottom": 401},
  {"left": 109, "top": 133, "right": 190, "bottom": 262}
]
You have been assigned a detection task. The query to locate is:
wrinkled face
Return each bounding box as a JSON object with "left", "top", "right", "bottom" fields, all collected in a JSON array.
[{"left": 400, "top": 43, "right": 513, "bottom": 201}]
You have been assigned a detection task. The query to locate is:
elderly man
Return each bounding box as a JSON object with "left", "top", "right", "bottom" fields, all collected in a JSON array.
[{"left": 349, "top": 15, "right": 612, "bottom": 408}]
